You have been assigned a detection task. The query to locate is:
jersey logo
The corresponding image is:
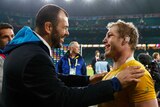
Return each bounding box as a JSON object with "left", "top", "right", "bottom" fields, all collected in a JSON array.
[{"left": 144, "top": 87, "right": 149, "bottom": 93}]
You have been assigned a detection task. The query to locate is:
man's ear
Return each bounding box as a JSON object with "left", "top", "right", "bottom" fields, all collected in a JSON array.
[
  {"left": 122, "top": 36, "right": 130, "bottom": 45},
  {"left": 44, "top": 22, "right": 53, "bottom": 34},
  {"left": 125, "top": 37, "right": 130, "bottom": 43}
]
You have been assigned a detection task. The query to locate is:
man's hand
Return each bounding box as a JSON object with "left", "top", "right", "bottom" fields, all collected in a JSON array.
[
  {"left": 117, "top": 66, "right": 144, "bottom": 88},
  {"left": 89, "top": 72, "right": 108, "bottom": 84}
]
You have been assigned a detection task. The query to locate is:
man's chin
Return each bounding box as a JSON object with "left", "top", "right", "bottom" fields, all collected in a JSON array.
[
  {"left": 54, "top": 43, "right": 62, "bottom": 48},
  {"left": 59, "top": 43, "right": 63, "bottom": 48},
  {"left": 105, "top": 52, "right": 111, "bottom": 58}
]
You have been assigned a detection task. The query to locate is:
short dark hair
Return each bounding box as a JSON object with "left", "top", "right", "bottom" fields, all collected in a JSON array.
[
  {"left": 100, "top": 53, "right": 105, "bottom": 60},
  {"left": 0, "top": 23, "right": 13, "bottom": 30},
  {"left": 137, "top": 53, "right": 152, "bottom": 66},
  {"left": 35, "top": 4, "right": 68, "bottom": 35}
]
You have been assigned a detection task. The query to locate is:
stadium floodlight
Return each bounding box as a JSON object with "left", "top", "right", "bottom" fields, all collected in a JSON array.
[
  {"left": 65, "top": 0, "right": 73, "bottom": 2},
  {"left": 99, "top": 44, "right": 105, "bottom": 47},
  {"left": 87, "top": 44, "right": 93, "bottom": 48},
  {"left": 86, "top": 0, "right": 92, "bottom": 2},
  {"left": 83, "top": 0, "right": 95, "bottom": 5},
  {"left": 85, "top": 0, "right": 95, "bottom": 3},
  {"left": 43, "top": 0, "right": 53, "bottom": 3},
  {"left": 92, "top": 44, "right": 100, "bottom": 47},
  {"left": 111, "top": 0, "right": 121, "bottom": 3}
]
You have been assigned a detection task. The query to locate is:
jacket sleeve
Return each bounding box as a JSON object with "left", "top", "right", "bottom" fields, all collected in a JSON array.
[
  {"left": 23, "top": 53, "right": 115, "bottom": 107},
  {"left": 58, "top": 74, "right": 90, "bottom": 87}
]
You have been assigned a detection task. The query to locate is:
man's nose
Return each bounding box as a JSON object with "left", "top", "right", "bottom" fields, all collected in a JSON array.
[
  {"left": 66, "top": 30, "right": 69, "bottom": 36},
  {"left": 102, "top": 38, "right": 107, "bottom": 43},
  {"left": 8, "top": 36, "right": 12, "bottom": 41}
]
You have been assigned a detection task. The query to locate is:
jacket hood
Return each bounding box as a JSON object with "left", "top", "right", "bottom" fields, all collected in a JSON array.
[{"left": 3, "top": 26, "right": 41, "bottom": 53}]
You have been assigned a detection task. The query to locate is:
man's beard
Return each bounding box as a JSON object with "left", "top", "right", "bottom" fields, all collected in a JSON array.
[{"left": 51, "top": 32, "right": 61, "bottom": 48}]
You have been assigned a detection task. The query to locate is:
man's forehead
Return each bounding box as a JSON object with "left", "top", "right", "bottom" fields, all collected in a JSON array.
[
  {"left": 106, "top": 30, "right": 111, "bottom": 35},
  {"left": 107, "top": 26, "right": 118, "bottom": 33},
  {"left": 0, "top": 28, "right": 13, "bottom": 34},
  {"left": 57, "top": 15, "right": 69, "bottom": 27}
]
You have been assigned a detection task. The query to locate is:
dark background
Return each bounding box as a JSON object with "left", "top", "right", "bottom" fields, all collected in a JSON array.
[
  {"left": 0, "top": 0, "right": 160, "bottom": 16},
  {"left": 0, "top": 0, "right": 160, "bottom": 65}
]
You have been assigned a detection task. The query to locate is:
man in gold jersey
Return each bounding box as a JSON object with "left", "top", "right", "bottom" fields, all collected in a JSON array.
[{"left": 98, "top": 20, "right": 158, "bottom": 107}]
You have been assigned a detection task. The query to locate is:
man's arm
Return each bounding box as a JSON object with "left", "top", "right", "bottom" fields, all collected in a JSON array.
[
  {"left": 58, "top": 68, "right": 145, "bottom": 90},
  {"left": 24, "top": 54, "right": 115, "bottom": 106},
  {"left": 134, "top": 99, "right": 158, "bottom": 107},
  {"left": 24, "top": 54, "right": 144, "bottom": 106},
  {"left": 58, "top": 74, "right": 90, "bottom": 87}
]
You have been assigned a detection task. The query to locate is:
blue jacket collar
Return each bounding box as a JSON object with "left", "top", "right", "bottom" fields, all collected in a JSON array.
[{"left": 3, "top": 26, "right": 41, "bottom": 53}]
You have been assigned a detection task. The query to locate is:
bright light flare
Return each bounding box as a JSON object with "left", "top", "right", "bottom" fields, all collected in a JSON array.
[
  {"left": 65, "top": 0, "right": 73, "bottom": 2},
  {"left": 43, "top": 0, "right": 53, "bottom": 3},
  {"left": 86, "top": 0, "right": 92, "bottom": 2},
  {"left": 111, "top": 0, "right": 121, "bottom": 4}
]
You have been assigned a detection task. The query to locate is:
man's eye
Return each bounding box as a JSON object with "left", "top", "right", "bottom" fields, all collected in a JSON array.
[
  {"left": 107, "top": 34, "right": 111, "bottom": 37},
  {"left": 65, "top": 27, "right": 68, "bottom": 30},
  {"left": 0, "top": 36, "right": 8, "bottom": 39}
]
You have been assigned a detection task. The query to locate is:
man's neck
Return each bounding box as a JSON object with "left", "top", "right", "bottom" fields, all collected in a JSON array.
[
  {"left": 33, "top": 31, "right": 53, "bottom": 57},
  {"left": 69, "top": 52, "right": 77, "bottom": 58},
  {"left": 113, "top": 51, "right": 134, "bottom": 70}
]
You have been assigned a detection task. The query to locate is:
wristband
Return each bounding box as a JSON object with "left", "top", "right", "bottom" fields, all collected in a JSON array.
[{"left": 111, "top": 77, "right": 122, "bottom": 92}]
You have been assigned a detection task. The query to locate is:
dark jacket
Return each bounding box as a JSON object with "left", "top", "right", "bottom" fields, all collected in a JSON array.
[
  {"left": 91, "top": 57, "right": 97, "bottom": 74},
  {"left": 2, "top": 26, "right": 114, "bottom": 107},
  {"left": 56, "top": 51, "right": 87, "bottom": 75}
]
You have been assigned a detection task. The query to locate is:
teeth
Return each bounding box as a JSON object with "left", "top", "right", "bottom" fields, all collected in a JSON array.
[
  {"left": 105, "top": 45, "right": 110, "bottom": 50},
  {"left": 106, "top": 45, "right": 108, "bottom": 47}
]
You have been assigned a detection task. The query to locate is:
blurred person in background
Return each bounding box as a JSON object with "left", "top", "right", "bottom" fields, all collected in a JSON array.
[
  {"left": 91, "top": 50, "right": 100, "bottom": 74},
  {"left": 137, "top": 53, "right": 152, "bottom": 68},
  {"left": 0, "top": 23, "right": 14, "bottom": 107},
  {"left": 0, "top": 23, "right": 14, "bottom": 56},
  {"left": 152, "top": 52, "right": 160, "bottom": 94},
  {"left": 98, "top": 20, "right": 158, "bottom": 107},
  {"left": 152, "top": 52, "right": 160, "bottom": 68},
  {"left": 95, "top": 53, "right": 110, "bottom": 74},
  {"left": 152, "top": 52, "right": 160, "bottom": 63},
  {"left": 56, "top": 41, "right": 87, "bottom": 76},
  {"left": 137, "top": 52, "right": 160, "bottom": 103},
  {"left": 2, "top": 4, "right": 144, "bottom": 107}
]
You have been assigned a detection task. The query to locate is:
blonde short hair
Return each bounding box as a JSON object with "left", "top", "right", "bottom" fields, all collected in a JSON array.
[{"left": 107, "top": 20, "right": 139, "bottom": 50}]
